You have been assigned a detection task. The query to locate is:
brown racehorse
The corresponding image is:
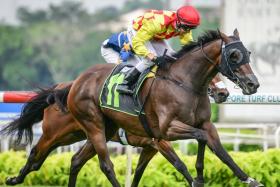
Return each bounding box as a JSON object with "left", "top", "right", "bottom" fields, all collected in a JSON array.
[
  {"left": 2, "top": 75, "right": 228, "bottom": 187},
  {"left": 208, "top": 73, "right": 229, "bottom": 103},
  {"left": 65, "top": 30, "right": 262, "bottom": 187}
]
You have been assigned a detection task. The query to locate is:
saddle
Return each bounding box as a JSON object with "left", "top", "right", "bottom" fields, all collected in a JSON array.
[{"left": 99, "top": 63, "right": 157, "bottom": 116}]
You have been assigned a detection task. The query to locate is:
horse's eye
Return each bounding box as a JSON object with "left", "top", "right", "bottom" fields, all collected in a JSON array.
[
  {"left": 247, "top": 50, "right": 251, "bottom": 56},
  {"left": 228, "top": 49, "right": 243, "bottom": 64}
]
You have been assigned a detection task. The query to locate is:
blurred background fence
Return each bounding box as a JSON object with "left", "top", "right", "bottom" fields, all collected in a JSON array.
[{"left": 1, "top": 93, "right": 280, "bottom": 155}]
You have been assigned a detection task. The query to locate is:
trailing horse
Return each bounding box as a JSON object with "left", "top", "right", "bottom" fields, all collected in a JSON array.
[{"left": 66, "top": 29, "right": 262, "bottom": 187}]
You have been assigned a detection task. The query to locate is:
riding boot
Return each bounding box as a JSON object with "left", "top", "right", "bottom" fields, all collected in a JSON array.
[{"left": 117, "top": 67, "right": 141, "bottom": 95}]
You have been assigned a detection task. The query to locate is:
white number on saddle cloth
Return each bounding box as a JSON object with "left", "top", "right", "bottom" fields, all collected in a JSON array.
[{"left": 120, "top": 66, "right": 131, "bottom": 73}]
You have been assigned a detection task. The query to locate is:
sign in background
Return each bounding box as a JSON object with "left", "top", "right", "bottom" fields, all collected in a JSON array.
[
  {"left": 221, "top": 0, "right": 280, "bottom": 122},
  {"left": 0, "top": 103, "right": 23, "bottom": 125}
]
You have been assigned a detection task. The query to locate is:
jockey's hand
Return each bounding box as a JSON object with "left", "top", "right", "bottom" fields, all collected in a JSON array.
[
  {"left": 120, "top": 51, "right": 131, "bottom": 62},
  {"left": 147, "top": 53, "right": 156, "bottom": 61},
  {"left": 152, "top": 56, "right": 166, "bottom": 66}
]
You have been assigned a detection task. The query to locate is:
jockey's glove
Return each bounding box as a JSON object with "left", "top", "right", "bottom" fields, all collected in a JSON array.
[{"left": 152, "top": 56, "right": 166, "bottom": 66}]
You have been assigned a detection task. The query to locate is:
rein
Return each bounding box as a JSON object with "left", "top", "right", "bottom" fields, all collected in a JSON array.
[
  {"left": 155, "top": 50, "right": 208, "bottom": 96},
  {"left": 138, "top": 77, "right": 156, "bottom": 138},
  {"left": 200, "top": 40, "right": 221, "bottom": 66},
  {"left": 156, "top": 76, "right": 207, "bottom": 96}
]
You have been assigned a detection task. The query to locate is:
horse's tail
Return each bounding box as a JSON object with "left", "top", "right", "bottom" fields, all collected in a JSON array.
[
  {"left": 50, "top": 85, "right": 72, "bottom": 113},
  {"left": 0, "top": 86, "right": 59, "bottom": 145}
]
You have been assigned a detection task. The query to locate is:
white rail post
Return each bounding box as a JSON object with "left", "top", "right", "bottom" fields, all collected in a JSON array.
[
  {"left": 1, "top": 136, "right": 9, "bottom": 151},
  {"left": 234, "top": 128, "right": 240, "bottom": 151},
  {"left": 25, "top": 143, "right": 32, "bottom": 155},
  {"left": 70, "top": 144, "right": 75, "bottom": 152},
  {"left": 263, "top": 126, "right": 268, "bottom": 151},
  {"left": 275, "top": 126, "right": 280, "bottom": 148},
  {"left": 125, "top": 145, "right": 133, "bottom": 187},
  {"left": 57, "top": 147, "right": 62, "bottom": 154},
  {"left": 179, "top": 141, "right": 187, "bottom": 154}
]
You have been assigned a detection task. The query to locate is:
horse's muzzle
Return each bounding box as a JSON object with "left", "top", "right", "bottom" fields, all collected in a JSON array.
[
  {"left": 213, "top": 91, "right": 230, "bottom": 103},
  {"left": 240, "top": 74, "right": 260, "bottom": 95}
]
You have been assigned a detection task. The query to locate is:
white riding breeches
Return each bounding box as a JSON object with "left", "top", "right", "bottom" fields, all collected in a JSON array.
[
  {"left": 100, "top": 39, "right": 138, "bottom": 65},
  {"left": 100, "top": 39, "right": 120, "bottom": 64},
  {"left": 126, "top": 25, "right": 175, "bottom": 72}
]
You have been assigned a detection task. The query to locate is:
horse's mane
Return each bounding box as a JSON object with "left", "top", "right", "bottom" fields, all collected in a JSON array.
[
  {"left": 158, "top": 30, "right": 221, "bottom": 70},
  {"left": 174, "top": 30, "right": 221, "bottom": 58}
]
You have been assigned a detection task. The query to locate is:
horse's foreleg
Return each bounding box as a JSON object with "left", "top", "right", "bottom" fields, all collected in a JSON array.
[
  {"left": 155, "top": 140, "right": 193, "bottom": 186},
  {"left": 159, "top": 120, "right": 208, "bottom": 187},
  {"left": 131, "top": 146, "right": 158, "bottom": 187},
  {"left": 193, "top": 141, "right": 206, "bottom": 187},
  {"left": 6, "top": 135, "right": 59, "bottom": 185},
  {"left": 203, "top": 122, "right": 264, "bottom": 187},
  {"left": 68, "top": 141, "right": 96, "bottom": 187}
]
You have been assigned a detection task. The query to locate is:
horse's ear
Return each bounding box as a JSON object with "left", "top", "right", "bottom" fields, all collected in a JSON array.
[
  {"left": 233, "top": 28, "right": 240, "bottom": 39},
  {"left": 220, "top": 31, "right": 231, "bottom": 44}
]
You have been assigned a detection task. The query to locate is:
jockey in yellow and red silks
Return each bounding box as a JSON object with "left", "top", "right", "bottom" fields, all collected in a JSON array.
[{"left": 117, "top": 5, "right": 201, "bottom": 95}]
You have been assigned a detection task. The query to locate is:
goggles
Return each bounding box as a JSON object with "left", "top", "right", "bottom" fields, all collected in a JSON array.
[
  {"left": 180, "top": 24, "right": 197, "bottom": 31},
  {"left": 176, "top": 20, "right": 197, "bottom": 31}
]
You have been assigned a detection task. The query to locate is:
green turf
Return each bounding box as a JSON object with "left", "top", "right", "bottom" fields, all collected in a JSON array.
[
  {"left": 0, "top": 186, "right": 64, "bottom": 187},
  {"left": 217, "top": 128, "right": 258, "bottom": 134}
]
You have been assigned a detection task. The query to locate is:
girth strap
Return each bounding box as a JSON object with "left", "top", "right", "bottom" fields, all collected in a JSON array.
[
  {"left": 139, "top": 113, "right": 155, "bottom": 138},
  {"left": 138, "top": 77, "right": 156, "bottom": 138},
  {"left": 118, "top": 128, "right": 129, "bottom": 145}
]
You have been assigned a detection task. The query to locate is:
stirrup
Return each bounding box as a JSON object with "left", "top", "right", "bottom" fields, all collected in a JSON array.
[{"left": 117, "top": 85, "right": 134, "bottom": 95}]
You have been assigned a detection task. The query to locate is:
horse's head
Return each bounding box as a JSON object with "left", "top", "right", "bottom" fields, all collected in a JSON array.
[
  {"left": 218, "top": 29, "right": 260, "bottom": 95},
  {"left": 208, "top": 74, "right": 229, "bottom": 103}
]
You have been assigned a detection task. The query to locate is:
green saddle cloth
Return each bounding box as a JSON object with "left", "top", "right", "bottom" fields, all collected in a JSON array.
[{"left": 99, "top": 64, "right": 156, "bottom": 116}]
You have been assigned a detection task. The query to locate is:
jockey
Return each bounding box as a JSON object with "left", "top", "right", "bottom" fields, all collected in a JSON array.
[
  {"left": 117, "top": 5, "right": 201, "bottom": 94},
  {"left": 101, "top": 31, "right": 134, "bottom": 64}
]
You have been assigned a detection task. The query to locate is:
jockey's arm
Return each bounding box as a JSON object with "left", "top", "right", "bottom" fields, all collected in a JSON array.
[
  {"left": 179, "top": 31, "right": 194, "bottom": 45},
  {"left": 131, "top": 20, "right": 161, "bottom": 59}
]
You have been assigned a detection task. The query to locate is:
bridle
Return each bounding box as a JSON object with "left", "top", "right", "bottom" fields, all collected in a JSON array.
[{"left": 200, "top": 35, "right": 250, "bottom": 87}]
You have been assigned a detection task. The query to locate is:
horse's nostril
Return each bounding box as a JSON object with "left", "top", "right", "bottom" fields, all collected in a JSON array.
[
  {"left": 247, "top": 79, "right": 260, "bottom": 90},
  {"left": 247, "top": 82, "right": 255, "bottom": 89},
  {"left": 218, "top": 92, "right": 227, "bottom": 97}
]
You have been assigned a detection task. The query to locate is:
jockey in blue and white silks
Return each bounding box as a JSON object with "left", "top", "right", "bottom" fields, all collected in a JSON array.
[{"left": 101, "top": 31, "right": 134, "bottom": 64}]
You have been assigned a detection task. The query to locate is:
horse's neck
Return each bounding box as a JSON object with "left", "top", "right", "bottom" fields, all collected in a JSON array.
[{"left": 168, "top": 41, "right": 220, "bottom": 93}]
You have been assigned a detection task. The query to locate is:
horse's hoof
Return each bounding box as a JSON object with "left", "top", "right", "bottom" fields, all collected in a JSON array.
[
  {"left": 192, "top": 179, "right": 204, "bottom": 187},
  {"left": 6, "top": 177, "right": 20, "bottom": 185},
  {"left": 249, "top": 180, "right": 264, "bottom": 187}
]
